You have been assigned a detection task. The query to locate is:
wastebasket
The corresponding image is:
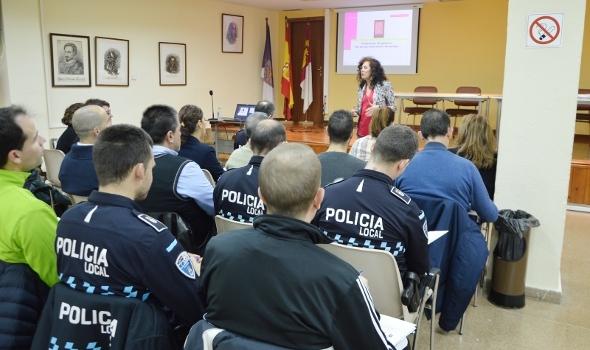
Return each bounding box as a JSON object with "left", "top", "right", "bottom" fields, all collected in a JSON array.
[{"left": 489, "top": 209, "right": 540, "bottom": 308}]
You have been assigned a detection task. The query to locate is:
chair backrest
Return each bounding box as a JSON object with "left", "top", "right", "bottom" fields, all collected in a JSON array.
[
  {"left": 215, "top": 215, "right": 253, "bottom": 234},
  {"left": 454, "top": 86, "right": 481, "bottom": 107},
  {"left": 202, "top": 169, "right": 215, "bottom": 186},
  {"left": 318, "top": 243, "right": 408, "bottom": 319},
  {"left": 42, "top": 149, "right": 65, "bottom": 187},
  {"left": 578, "top": 88, "right": 590, "bottom": 111},
  {"left": 412, "top": 86, "right": 438, "bottom": 105}
]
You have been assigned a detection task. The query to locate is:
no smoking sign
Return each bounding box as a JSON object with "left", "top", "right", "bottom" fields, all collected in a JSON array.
[{"left": 527, "top": 14, "right": 563, "bottom": 48}]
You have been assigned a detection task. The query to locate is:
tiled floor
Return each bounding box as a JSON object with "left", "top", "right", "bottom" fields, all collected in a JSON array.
[{"left": 415, "top": 211, "right": 590, "bottom": 349}]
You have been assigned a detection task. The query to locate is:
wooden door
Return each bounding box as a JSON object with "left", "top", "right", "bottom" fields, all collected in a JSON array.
[{"left": 289, "top": 18, "right": 324, "bottom": 125}]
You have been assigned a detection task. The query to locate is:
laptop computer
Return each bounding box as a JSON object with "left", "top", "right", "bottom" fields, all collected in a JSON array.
[{"left": 232, "top": 104, "right": 256, "bottom": 122}]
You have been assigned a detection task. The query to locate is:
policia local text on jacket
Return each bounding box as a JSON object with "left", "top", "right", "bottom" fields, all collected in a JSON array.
[{"left": 200, "top": 215, "right": 395, "bottom": 350}]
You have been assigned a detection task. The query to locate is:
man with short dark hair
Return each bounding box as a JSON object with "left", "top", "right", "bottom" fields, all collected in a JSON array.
[
  {"left": 138, "top": 105, "right": 215, "bottom": 253},
  {"left": 58, "top": 105, "right": 112, "bottom": 196},
  {"left": 318, "top": 110, "right": 366, "bottom": 186},
  {"left": 233, "top": 100, "right": 275, "bottom": 149},
  {"left": 199, "top": 143, "right": 394, "bottom": 350},
  {"left": 225, "top": 111, "right": 268, "bottom": 169},
  {"left": 314, "top": 125, "right": 429, "bottom": 276},
  {"left": 396, "top": 109, "right": 498, "bottom": 222},
  {"left": 0, "top": 106, "right": 58, "bottom": 348},
  {"left": 214, "top": 119, "right": 286, "bottom": 222},
  {"left": 56, "top": 124, "right": 204, "bottom": 328}
]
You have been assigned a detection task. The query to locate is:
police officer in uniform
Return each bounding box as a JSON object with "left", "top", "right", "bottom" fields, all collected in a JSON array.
[
  {"left": 56, "top": 124, "right": 204, "bottom": 329},
  {"left": 314, "top": 125, "right": 429, "bottom": 275},
  {"left": 214, "top": 119, "right": 285, "bottom": 223}
]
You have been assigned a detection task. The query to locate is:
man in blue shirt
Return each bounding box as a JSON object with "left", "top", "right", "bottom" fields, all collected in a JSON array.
[
  {"left": 314, "top": 125, "right": 429, "bottom": 275},
  {"left": 138, "top": 105, "right": 215, "bottom": 254},
  {"left": 56, "top": 124, "right": 204, "bottom": 329},
  {"left": 396, "top": 109, "right": 498, "bottom": 223},
  {"left": 214, "top": 120, "right": 285, "bottom": 223},
  {"left": 58, "top": 105, "right": 111, "bottom": 196}
]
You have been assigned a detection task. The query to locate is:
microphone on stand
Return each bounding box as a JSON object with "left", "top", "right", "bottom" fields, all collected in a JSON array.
[{"left": 209, "top": 90, "right": 216, "bottom": 120}]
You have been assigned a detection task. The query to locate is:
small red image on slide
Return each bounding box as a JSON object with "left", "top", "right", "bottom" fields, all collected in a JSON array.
[{"left": 374, "top": 20, "right": 385, "bottom": 38}]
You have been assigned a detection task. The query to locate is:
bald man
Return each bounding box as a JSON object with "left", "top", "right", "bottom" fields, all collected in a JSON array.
[
  {"left": 58, "top": 105, "right": 112, "bottom": 196},
  {"left": 196, "top": 143, "right": 395, "bottom": 350}
]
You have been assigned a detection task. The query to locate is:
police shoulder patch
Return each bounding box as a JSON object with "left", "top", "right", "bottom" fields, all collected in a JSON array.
[
  {"left": 390, "top": 186, "right": 411, "bottom": 205},
  {"left": 135, "top": 212, "right": 167, "bottom": 232},
  {"left": 175, "top": 251, "right": 196, "bottom": 280}
]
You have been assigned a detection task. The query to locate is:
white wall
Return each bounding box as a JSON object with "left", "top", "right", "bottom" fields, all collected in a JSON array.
[
  {"left": 495, "top": 0, "right": 586, "bottom": 293},
  {"left": 0, "top": 3, "right": 11, "bottom": 107},
  {"left": 2, "top": 0, "right": 279, "bottom": 140}
]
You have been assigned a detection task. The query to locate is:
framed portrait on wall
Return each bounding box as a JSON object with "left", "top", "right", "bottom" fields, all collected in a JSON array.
[
  {"left": 49, "top": 33, "right": 91, "bottom": 87},
  {"left": 222, "top": 13, "right": 244, "bottom": 53},
  {"left": 159, "top": 42, "right": 186, "bottom": 86},
  {"left": 95, "top": 36, "right": 129, "bottom": 86}
]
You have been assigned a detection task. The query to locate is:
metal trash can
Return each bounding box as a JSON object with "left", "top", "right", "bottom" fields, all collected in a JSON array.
[{"left": 488, "top": 210, "right": 540, "bottom": 308}]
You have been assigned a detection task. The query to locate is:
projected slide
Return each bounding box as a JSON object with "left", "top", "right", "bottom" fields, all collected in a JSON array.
[{"left": 337, "top": 8, "right": 419, "bottom": 74}]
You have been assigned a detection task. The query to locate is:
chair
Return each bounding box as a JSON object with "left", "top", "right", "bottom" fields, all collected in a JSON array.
[
  {"left": 214, "top": 215, "right": 253, "bottom": 234},
  {"left": 69, "top": 194, "right": 88, "bottom": 204},
  {"left": 42, "top": 149, "right": 65, "bottom": 188},
  {"left": 403, "top": 86, "right": 439, "bottom": 126},
  {"left": 445, "top": 86, "right": 482, "bottom": 131},
  {"left": 576, "top": 88, "right": 590, "bottom": 123},
  {"left": 202, "top": 168, "right": 215, "bottom": 186},
  {"left": 185, "top": 319, "right": 335, "bottom": 350},
  {"left": 318, "top": 243, "right": 439, "bottom": 350}
]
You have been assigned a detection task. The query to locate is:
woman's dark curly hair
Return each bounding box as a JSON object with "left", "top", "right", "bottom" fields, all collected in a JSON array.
[
  {"left": 357, "top": 57, "right": 387, "bottom": 89},
  {"left": 178, "top": 104, "right": 204, "bottom": 144},
  {"left": 61, "top": 102, "right": 84, "bottom": 126}
]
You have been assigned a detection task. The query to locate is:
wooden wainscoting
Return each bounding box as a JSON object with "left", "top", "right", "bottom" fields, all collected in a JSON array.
[{"left": 568, "top": 159, "right": 590, "bottom": 205}]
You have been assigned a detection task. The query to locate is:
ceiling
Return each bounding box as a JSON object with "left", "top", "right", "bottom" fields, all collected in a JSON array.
[{"left": 221, "top": 0, "right": 441, "bottom": 11}]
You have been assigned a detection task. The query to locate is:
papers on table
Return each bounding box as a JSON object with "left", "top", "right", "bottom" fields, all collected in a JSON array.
[
  {"left": 380, "top": 314, "right": 416, "bottom": 349},
  {"left": 428, "top": 230, "right": 448, "bottom": 245}
]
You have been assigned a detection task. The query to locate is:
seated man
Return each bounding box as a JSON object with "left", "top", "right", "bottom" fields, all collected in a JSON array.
[
  {"left": 138, "top": 105, "right": 215, "bottom": 253},
  {"left": 214, "top": 120, "right": 285, "bottom": 222},
  {"left": 395, "top": 109, "right": 498, "bottom": 223},
  {"left": 318, "top": 110, "right": 366, "bottom": 186},
  {"left": 314, "top": 125, "right": 429, "bottom": 276},
  {"left": 225, "top": 112, "right": 268, "bottom": 169},
  {"left": 233, "top": 100, "right": 275, "bottom": 149},
  {"left": 200, "top": 143, "right": 394, "bottom": 350},
  {"left": 55, "top": 124, "right": 204, "bottom": 328},
  {"left": 58, "top": 105, "right": 111, "bottom": 196},
  {"left": 0, "top": 106, "right": 59, "bottom": 348}
]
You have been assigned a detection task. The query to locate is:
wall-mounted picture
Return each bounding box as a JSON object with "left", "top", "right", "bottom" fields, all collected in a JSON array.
[
  {"left": 159, "top": 42, "right": 186, "bottom": 86},
  {"left": 222, "top": 13, "right": 244, "bottom": 53},
  {"left": 95, "top": 36, "right": 129, "bottom": 86},
  {"left": 49, "top": 33, "right": 91, "bottom": 87}
]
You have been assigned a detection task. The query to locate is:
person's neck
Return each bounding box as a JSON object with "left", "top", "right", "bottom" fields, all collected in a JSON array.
[
  {"left": 426, "top": 136, "right": 449, "bottom": 148},
  {"left": 99, "top": 183, "right": 137, "bottom": 200},
  {"left": 326, "top": 142, "right": 349, "bottom": 153},
  {"left": 365, "top": 161, "right": 397, "bottom": 181},
  {"left": 1, "top": 164, "right": 27, "bottom": 172},
  {"left": 79, "top": 138, "right": 95, "bottom": 145}
]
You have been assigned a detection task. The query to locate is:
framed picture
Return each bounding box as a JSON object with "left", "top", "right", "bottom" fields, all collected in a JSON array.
[
  {"left": 95, "top": 36, "right": 129, "bottom": 86},
  {"left": 159, "top": 42, "right": 187, "bottom": 86},
  {"left": 49, "top": 33, "right": 91, "bottom": 87},
  {"left": 222, "top": 14, "right": 244, "bottom": 53}
]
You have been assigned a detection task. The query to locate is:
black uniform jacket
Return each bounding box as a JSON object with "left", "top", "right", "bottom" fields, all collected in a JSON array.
[{"left": 200, "top": 214, "right": 396, "bottom": 350}]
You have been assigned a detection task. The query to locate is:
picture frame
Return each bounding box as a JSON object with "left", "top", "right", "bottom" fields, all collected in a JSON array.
[
  {"left": 95, "top": 36, "right": 129, "bottom": 86},
  {"left": 159, "top": 42, "right": 187, "bottom": 86},
  {"left": 222, "top": 13, "right": 244, "bottom": 53},
  {"left": 49, "top": 33, "right": 91, "bottom": 87}
]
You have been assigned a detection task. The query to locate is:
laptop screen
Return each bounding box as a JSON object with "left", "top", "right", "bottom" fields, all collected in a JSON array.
[{"left": 234, "top": 104, "right": 256, "bottom": 121}]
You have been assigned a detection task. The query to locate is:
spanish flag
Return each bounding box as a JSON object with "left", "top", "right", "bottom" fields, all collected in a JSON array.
[{"left": 281, "top": 20, "right": 294, "bottom": 120}]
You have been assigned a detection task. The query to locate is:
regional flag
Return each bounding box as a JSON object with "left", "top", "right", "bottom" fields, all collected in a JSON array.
[
  {"left": 261, "top": 19, "right": 274, "bottom": 104},
  {"left": 300, "top": 25, "right": 313, "bottom": 114}
]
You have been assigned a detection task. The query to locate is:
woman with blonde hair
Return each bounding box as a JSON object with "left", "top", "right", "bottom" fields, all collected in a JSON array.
[
  {"left": 450, "top": 114, "right": 497, "bottom": 199},
  {"left": 349, "top": 106, "right": 394, "bottom": 161}
]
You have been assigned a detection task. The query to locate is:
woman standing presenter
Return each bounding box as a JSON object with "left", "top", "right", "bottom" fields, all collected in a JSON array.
[{"left": 354, "top": 57, "right": 395, "bottom": 137}]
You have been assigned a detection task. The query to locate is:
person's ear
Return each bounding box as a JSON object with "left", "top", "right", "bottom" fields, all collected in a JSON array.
[
  {"left": 447, "top": 126, "right": 453, "bottom": 138},
  {"left": 313, "top": 187, "right": 325, "bottom": 210},
  {"left": 7, "top": 149, "right": 22, "bottom": 166},
  {"left": 258, "top": 187, "right": 267, "bottom": 206},
  {"left": 166, "top": 130, "right": 175, "bottom": 143},
  {"left": 133, "top": 162, "right": 146, "bottom": 181},
  {"left": 418, "top": 130, "right": 426, "bottom": 141}
]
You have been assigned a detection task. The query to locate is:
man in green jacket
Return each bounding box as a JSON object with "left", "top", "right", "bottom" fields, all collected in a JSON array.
[{"left": 0, "top": 106, "right": 59, "bottom": 287}]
